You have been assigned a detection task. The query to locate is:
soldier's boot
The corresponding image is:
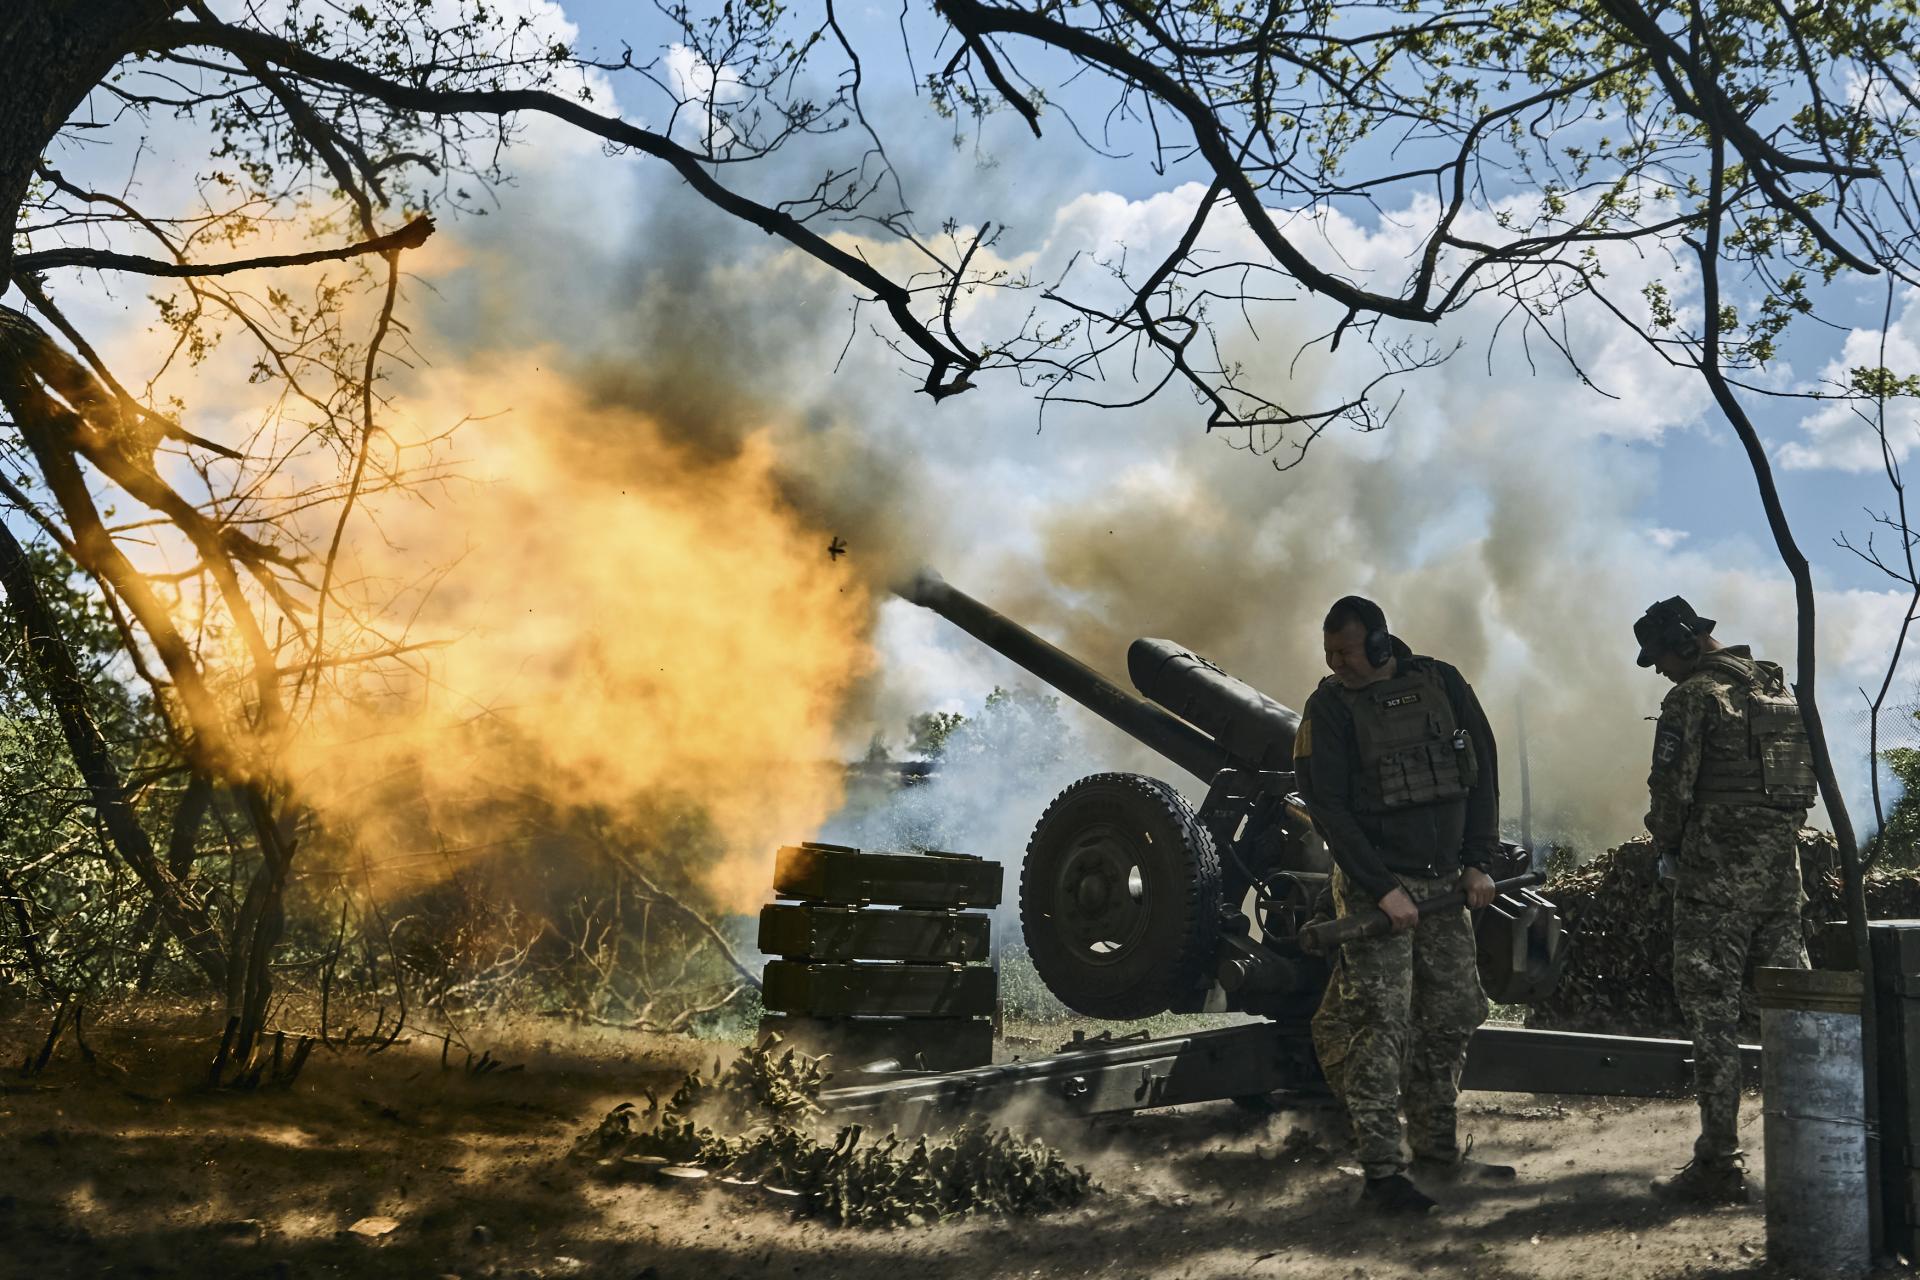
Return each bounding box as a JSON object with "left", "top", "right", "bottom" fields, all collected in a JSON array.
[
  {"left": 1650, "top": 1155, "right": 1749, "bottom": 1206},
  {"left": 1359, "top": 1173, "right": 1438, "bottom": 1216}
]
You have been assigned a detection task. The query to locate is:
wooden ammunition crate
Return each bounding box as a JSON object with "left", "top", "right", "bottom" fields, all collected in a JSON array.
[
  {"left": 762, "top": 960, "right": 996, "bottom": 1018},
  {"left": 758, "top": 903, "right": 991, "bottom": 963},
  {"left": 760, "top": 843, "right": 1001, "bottom": 1069},
  {"left": 773, "top": 843, "right": 1003, "bottom": 909}
]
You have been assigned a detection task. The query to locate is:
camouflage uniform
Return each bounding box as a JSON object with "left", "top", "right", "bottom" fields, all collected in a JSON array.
[
  {"left": 1647, "top": 646, "right": 1812, "bottom": 1163},
  {"left": 1296, "top": 642, "right": 1499, "bottom": 1180},
  {"left": 1312, "top": 868, "right": 1489, "bottom": 1177}
]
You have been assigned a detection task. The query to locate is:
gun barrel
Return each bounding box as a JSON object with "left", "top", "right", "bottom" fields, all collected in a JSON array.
[{"left": 897, "top": 570, "right": 1230, "bottom": 782}]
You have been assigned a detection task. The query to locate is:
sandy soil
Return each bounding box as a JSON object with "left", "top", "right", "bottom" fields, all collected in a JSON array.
[{"left": 0, "top": 1010, "right": 1892, "bottom": 1280}]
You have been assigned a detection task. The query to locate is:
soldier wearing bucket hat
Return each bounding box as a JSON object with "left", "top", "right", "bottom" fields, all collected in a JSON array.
[{"left": 1634, "top": 596, "right": 1816, "bottom": 1204}]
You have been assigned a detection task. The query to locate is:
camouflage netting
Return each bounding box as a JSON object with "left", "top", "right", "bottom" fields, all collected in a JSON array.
[
  {"left": 574, "top": 1037, "right": 1094, "bottom": 1227},
  {"left": 1523, "top": 829, "right": 1919, "bottom": 1040}
]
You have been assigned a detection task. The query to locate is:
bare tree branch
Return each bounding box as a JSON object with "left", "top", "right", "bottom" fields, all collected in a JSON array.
[{"left": 14, "top": 215, "right": 434, "bottom": 279}]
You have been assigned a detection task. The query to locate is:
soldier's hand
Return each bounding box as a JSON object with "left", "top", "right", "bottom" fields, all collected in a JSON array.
[
  {"left": 1460, "top": 867, "right": 1496, "bottom": 910},
  {"left": 1378, "top": 887, "right": 1419, "bottom": 933}
]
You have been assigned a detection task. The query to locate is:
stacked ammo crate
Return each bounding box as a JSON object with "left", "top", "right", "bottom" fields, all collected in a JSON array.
[{"left": 758, "top": 841, "right": 1002, "bottom": 1071}]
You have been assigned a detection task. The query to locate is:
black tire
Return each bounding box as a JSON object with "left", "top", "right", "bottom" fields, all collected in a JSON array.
[{"left": 1019, "top": 772, "right": 1222, "bottom": 1019}]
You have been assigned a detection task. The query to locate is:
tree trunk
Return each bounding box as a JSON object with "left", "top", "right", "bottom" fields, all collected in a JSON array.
[
  {"left": 134, "top": 770, "right": 213, "bottom": 990},
  {"left": 0, "top": 1, "right": 184, "bottom": 283},
  {"left": 0, "top": 518, "right": 227, "bottom": 987},
  {"left": 228, "top": 784, "right": 299, "bottom": 1065}
]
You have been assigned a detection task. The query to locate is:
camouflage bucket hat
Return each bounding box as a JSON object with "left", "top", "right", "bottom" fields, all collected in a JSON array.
[{"left": 1634, "top": 596, "right": 1716, "bottom": 667}]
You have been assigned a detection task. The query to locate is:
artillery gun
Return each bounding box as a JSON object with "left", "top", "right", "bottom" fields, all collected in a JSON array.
[
  {"left": 898, "top": 569, "right": 1564, "bottom": 1024},
  {"left": 812, "top": 573, "right": 1753, "bottom": 1123}
]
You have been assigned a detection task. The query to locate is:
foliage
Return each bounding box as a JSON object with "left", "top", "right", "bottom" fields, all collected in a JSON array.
[
  {"left": 24, "top": 0, "right": 1912, "bottom": 467},
  {"left": 832, "top": 684, "right": 1080, "bottom": 858},
  {"left": 908, "top": 688, "right": 1070, "bottom": 767},
  {"left": 1876, "top": 740, "right": 1920, "bottom": 869},
  {"left": 1543, "top": 842, "right": 1584, "bottom": 880},
  {"left": 284, "top": 787, "right": 762, "bottom": 1038},
  {"left": 0, "top": 540, "right": 200, "bottom": 999},
  {"left": 576, "top": 1036, "right": 1095, "bottom": 1227},
  {"left": 996, "top": 934, "right": 1074, "bottom": 1025},
  {"left": 906, "top": 710, "right": 967, "bottom": 760},
  {"left": 1528, "top": 828, "right": 1842, "bottom": 1039},
  {"left": 0, "top": 622, "right": 761, "bottom": 1037}
]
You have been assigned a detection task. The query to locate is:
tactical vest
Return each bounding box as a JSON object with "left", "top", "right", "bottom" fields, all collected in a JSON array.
[
  {"left": 1692, "top": 652, "right": 1818, "bottom": 809},
  {"left": 1337, "top": 660, "right": 1478, "bottom": 814}
]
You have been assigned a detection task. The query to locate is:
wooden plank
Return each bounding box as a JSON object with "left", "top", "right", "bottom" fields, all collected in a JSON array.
[
  {"left": 760, "top": 1014, "right": 994, "bottom": 1071},
  {"left": 761, "top": 960, "right": 998, "bottom": 1017},
  {"left": 757, "top": 903, "right": 990, "bottom": 962},
  {"left": 772, "top": 844, "right": 1003, "bottom": 909}
]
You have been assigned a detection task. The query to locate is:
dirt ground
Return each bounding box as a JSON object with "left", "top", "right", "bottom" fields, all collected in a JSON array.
[{"left": 0, "top": 1010, "right": 1894, "bottom": 1280}]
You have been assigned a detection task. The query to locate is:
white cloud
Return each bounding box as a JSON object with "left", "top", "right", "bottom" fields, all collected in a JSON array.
[
  {"left": 1782, "top": 288, "right": 1920, "bottom": 471},
  {"left": 958, "top": 183, "right": 1713, "bottom": 452},
  {"left": 662, "top": 43, "right": 746, "bottom": 150}
]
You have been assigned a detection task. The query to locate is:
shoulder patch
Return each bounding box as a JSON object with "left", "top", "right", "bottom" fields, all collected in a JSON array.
[
  {"left": 1294, "top": 717, "right": 1313, "bottom": 758},
  {"left": 1653, "top": 725, "right": 1684, "bottom": 768}
]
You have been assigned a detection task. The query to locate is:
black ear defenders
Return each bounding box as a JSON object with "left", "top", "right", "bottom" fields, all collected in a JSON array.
[
  {"left": 1328, "top": 594, "right": 1394, "bottom": 668},
  {"left": 1364, "top": 624, "right": 1394, "bottom": 669}
]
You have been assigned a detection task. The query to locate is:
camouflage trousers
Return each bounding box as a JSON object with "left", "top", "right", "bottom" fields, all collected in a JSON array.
[
  {"left": 1672, "top": 891, "right": 1807, "bottom": 1162},
  {"left": 1312, "top": 869, "right": 1489, "bottom": 1179}
]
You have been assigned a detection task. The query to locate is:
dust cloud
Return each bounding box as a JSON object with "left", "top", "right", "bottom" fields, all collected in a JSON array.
[{"left": 278, "top": 359, "right": 875, "bottom": 909}]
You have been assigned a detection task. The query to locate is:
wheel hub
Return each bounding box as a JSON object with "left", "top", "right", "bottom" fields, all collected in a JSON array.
[{"left": 1054, "top": 827, "right": 1151, "bottom": 961}]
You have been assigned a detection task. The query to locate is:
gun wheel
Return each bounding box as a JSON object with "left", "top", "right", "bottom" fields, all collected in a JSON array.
[{"left": 1019, "top": 772, "right": 1222, "bottom": 1019}]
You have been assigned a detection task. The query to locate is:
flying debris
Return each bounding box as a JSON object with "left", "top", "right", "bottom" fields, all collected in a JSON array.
[{"left": 827, "top": 537, "right": 847, "bottom": 561}]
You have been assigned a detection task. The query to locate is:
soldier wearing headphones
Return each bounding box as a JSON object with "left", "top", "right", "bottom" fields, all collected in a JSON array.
[
  {"left": 1635, "top": 596, "right": 1815, "bottom": 1204},
  {"left": 1294, "top": 596, "right": 1507, "bottom": 1214}
]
